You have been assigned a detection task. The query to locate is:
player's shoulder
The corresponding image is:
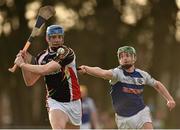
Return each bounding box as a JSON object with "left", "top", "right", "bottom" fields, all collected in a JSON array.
[
  {"left": 112, "top": 66, "right": 123, "bottom": 72},
  {"left": 62, "top": 44, "right": 72, "bottom": 49},
  {"left": 135, "top": 68, "right": 150, "bottom": 77},
  {"left": 37, "top": 49, "right": 47, "bottom": 56},
  {"left": 86, "top": 97, "right": 95, "bottom": 104},
  {"left": 86, "top": 97, "right": 94, "bottom": 101},
  {"left": 110, "top": 66, "right": 124, "bottom": 77},
  {"left": 36, "top": 49, "right": 48, "bottom": 59},
  {"left": 62, "top": 44, "right": 75, "bottom": 54}
]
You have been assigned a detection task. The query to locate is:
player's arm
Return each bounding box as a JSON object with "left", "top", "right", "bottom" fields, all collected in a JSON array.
[
  {"left": 20, "top": 60, "right": 60, "bottom": 76},
  {"left": 21, "top": 69, "right": 41, "bottom": 87},
  {"left": 87, "top": 99, "right": 100, "bottom": 129},
  {"left": 19, "top": 46, "right": 74, "bottom": 76},
  {"left": 21, "top": 55, "right": 41, "bottom": 87},
  {"left": 15, "top": 51, "right": 61, "bottom": 86},
  {"left": 14, "top": 51, "right": 41, "bottom": 86},
  {"left": 154, "top": 81, "right": 176, "bottom": 111},
  {"left": 78, "top": 65, "right": 113, "bottom": 80},
  {"left": 91, "top": 108, "right": 100, "bottom": 129},
  {"left": 19, "top": 61, "right": 60, "bottom": 86}
]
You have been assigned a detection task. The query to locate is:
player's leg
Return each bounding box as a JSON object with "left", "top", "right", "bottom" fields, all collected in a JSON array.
[
  {"left": 136, "top": 106, "right": 153, "bottom": 129},
  {"left": 65, "top": 99, "right": 82, "bottom": 129},
  {"left": 49, "top": 109, "right": 69, "bottom": 129},
  {"left": 115, "top": 113, "right": 130, "bottom": 129},
  {"left": 66, "top": 122, "right": 80, "bottom": 129},
  {"left": 47, "top": 98, "right": 81, "bottom": 129},
  {"left": 142, "top": 122, "right": 153, "bottom": 129},
  {"left": 124, "top": 106, "right": 153, "bottom": 129}
]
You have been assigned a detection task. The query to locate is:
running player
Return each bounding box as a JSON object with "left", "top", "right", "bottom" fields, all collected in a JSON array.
[
  {"left": 78, "top": 46, "right": 176, "bottom": 129},
  {"left": 14, "top": 25, "right": 82, "bottom": 129}
]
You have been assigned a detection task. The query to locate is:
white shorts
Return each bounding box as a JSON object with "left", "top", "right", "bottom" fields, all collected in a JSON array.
[
  {"left": 115, "top": 106, "right": 152, "bottom": 129},
  {"left": 47, "top": 98, "right": 82, "bottom": 126}
]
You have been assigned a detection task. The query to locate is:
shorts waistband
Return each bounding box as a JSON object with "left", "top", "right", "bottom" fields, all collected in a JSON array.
[{"left": 49, "top": 97, "right": 80, "bottom": 103}]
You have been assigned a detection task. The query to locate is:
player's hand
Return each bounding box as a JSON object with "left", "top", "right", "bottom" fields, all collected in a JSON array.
[
  {"left": 19, "top": 50, "right": 32, "bottom": 63},
  {"left": 78, "top": 65, "right": 87, "bottom": 74},
  {"left": 167, "top": 100, "right": 176, "bottom": 111},
  {"left": 14, "top": 53, "right": 25, "bottom": 67}
]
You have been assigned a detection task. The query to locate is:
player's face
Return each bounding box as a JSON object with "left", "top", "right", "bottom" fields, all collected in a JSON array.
[
  {"left": 119, "top": 52, "right": 136, "bottom": 66},
  {"left": 80, "top": 88, "right": 87, "bottom": 98},
  {"left": 48, "top": 34, "right": 64, "bottom": 47}
]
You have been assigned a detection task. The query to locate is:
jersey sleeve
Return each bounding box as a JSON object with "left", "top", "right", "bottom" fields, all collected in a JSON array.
[
  {"left": 109, "top": 67, "right": 120, "bottom": 85},
  {"left": 143, "top": 71, "right": 157, "bottom": 87}
]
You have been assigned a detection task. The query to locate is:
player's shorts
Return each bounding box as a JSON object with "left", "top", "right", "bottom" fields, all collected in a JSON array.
[
  {"left": 47, "top": 97, "right": 82, "bottom": 126},
  {"left": 115, "top": 106, "right": 152, "bottom": 129}
]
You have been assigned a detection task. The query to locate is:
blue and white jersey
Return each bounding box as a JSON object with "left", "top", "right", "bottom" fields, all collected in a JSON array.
[
  {"left": 81, "top": 97, "right": 96, "bottom": 124},
  {"left": 110, "top": 66, "right": 156, "bottom": 117}
]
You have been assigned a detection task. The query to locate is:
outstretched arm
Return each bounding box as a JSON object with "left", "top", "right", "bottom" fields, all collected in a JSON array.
[
  {"left": 78, "top": 65, "right": 113, "bottom": 80},
  {"left": 154, "top": 81, "right": 176, "bottom": 111}
]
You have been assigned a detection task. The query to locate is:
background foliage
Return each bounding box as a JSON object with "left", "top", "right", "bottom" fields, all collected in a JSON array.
[{"left": 0, "top": 0, "right": 180, "bottom": 128}]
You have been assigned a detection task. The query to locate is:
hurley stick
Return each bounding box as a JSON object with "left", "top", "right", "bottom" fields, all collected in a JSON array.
[{"left": 8, "top": 5, "right": 56, "bottom": 73}]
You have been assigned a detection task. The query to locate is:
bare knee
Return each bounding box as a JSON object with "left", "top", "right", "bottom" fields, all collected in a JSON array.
[
  {"left": 142, "top": 122, "right": 153, "bottom": 129},
  {"left": 51, "top": 122, "right": 66, "bottom": 129},
  {"left": 49, "top": 109, "right": 69, "bottom": 129},
  {"left": 66, "top": 122, "right": 80, "bottom": 129}
]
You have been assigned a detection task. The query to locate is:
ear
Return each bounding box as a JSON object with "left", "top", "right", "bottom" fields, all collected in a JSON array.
[
  {"left": 133, "top": 55, "right": 137, "bottom": 63},
  {"left": 46, "top": 36, "right": 49, "bottom": 43},
  {"left": 118, "top": 57, "right": 121, "bottom": 64}
]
